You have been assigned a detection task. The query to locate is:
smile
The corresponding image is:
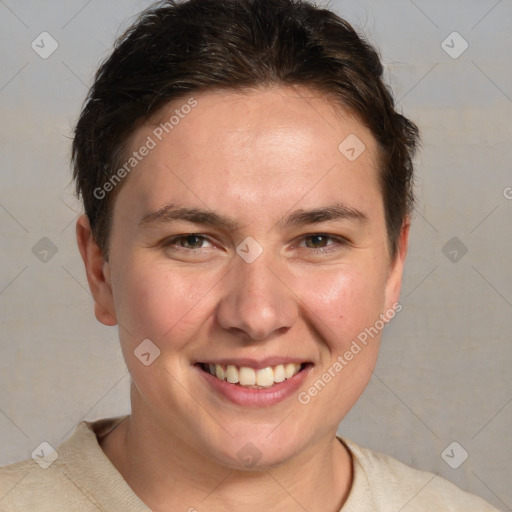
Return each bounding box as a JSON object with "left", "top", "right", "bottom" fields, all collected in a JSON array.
[{"left": 199, "top": 362, "right": 305, "bottom": 388}]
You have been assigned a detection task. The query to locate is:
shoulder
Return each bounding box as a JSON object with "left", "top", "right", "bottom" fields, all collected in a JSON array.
[
  {"left": 0, "top": 416, "right": 146, "bottom": 512},
  {"left": 0, "top": 436, "right": 99, "bottom": 512},
  {"left": 340, "top": 437, "right": 499, "bottom": 511},
  {"left": 0, "top": 456, "right": 84, "bottom": 512}
]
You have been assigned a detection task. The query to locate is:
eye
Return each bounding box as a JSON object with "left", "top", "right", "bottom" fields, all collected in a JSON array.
[
  {"left": 163, "top": 234, "right": 213, "bottom": 250},
  {"left": 161, "top": 233, "right": 348, "bottom": 254},
  {"left": 298, "top": 233, "right": 347, "bottom": 251}
]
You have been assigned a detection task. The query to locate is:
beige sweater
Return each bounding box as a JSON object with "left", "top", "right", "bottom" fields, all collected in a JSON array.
[{"left": 0, "top": 416, "right": 500, "bottom": 511}]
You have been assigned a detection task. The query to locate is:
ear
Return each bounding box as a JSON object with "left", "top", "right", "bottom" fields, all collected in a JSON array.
[
  {"left": 76, "top": 213, "right": 117, "bottom": 326},
  {"left": 383, "top": 217, "right": 410, "bottom": 311}
]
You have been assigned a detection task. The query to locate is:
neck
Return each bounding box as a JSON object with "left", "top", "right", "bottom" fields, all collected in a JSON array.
[{"left": 100, "top": 397, "right": 352, "bottom": 511}]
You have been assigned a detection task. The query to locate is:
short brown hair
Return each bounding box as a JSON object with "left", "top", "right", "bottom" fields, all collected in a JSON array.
[{"left": 72, "top": 0, "right": 419, "bottom": 259}]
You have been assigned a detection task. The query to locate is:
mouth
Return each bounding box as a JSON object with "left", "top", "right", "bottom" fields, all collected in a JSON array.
[{"left": 197, "top": 362, "right": 310, "bottom": 389}]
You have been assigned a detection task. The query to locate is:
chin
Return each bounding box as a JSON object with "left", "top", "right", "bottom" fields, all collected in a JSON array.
[{"left": 200, "top": 425, "right": 306, "bottom": 471}]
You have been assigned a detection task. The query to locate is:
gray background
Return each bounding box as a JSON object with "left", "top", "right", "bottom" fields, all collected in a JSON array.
[{"left": 0, "top": 0, "right": 510, "bottom": 510}]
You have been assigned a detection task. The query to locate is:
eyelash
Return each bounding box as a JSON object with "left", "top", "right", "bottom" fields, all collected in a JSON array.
[{"left": 162, "top": 233, "right": 348, "bottom": 253}]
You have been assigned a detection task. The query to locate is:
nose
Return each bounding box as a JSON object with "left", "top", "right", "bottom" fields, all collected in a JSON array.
[{"left": 215, "top": 250, "right": 297, "bottom": 341}]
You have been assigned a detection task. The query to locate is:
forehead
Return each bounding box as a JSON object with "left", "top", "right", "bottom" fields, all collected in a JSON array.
[
  {"left": 113, "top": 86, "right": 382, "bottom": 227},
  {"left": 146, "top": 86, "right": 377, "bottom": 166}
]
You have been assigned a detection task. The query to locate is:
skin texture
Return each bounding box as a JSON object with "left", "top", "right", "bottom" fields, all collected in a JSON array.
[{"left": 76, "top": 85, "right": 409, "bottom": 512}]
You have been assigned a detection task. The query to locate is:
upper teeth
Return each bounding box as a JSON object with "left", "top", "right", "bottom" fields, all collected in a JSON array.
[{"left": 207, "top": 363, "right": 302, "bottom": 388}]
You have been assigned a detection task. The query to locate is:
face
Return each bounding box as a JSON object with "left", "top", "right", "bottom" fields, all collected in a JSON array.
[{"left": 78, "top": 86, "right": 408, "bottom": 469}]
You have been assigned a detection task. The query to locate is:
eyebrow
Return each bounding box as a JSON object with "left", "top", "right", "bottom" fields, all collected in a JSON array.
[{"left": 138, "top": 201, "right": 368, "bottom": 230}]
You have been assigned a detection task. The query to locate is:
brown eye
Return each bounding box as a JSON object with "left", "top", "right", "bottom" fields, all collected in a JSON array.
[
  {"left": 303, "top": 234, "right": 334, "bottom": 249},
  {"left": 179, "top": 235, "right": 206, "bottom": 249},
  {"left": 164, "top": 234, "right": 213, "bottom": 250}
]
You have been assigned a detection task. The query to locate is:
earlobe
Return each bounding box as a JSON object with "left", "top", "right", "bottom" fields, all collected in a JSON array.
[{"left": 76, "top": 213, "right": 117, "bottom": 327}]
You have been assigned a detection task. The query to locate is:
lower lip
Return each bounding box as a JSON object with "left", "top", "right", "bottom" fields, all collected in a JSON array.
[{"left": 196, "top": 365, "right": 311, "bottom": 407}]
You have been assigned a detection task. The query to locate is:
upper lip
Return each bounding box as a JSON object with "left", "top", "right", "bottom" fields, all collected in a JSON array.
[{"left": 196, "top": 357, "right": 310, "bottom": 370}]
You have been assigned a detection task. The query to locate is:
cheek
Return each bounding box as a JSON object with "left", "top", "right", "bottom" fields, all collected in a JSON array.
[
  {"left": 111, "top": 259, "right": 219, "bottom": 348},
  {"left": 297, "top": 265, "right": 386, "bottom": 349}
]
